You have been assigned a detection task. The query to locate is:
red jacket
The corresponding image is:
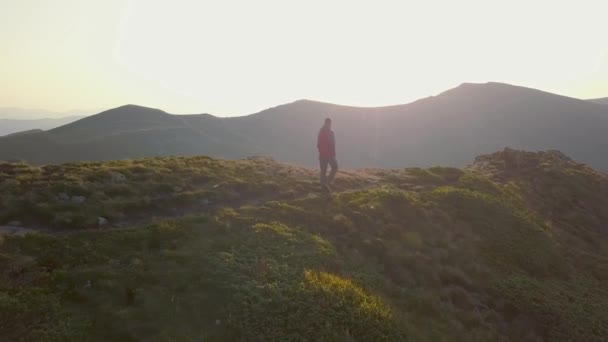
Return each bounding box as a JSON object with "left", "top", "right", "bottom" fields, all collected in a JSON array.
[{"left": 317, "top": 127, "right": 335, "bottom": 159}]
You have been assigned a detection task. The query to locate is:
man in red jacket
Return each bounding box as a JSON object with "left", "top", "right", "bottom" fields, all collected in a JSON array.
[{"left": 317, "top": 117, "right": 338, "bottom": 191}]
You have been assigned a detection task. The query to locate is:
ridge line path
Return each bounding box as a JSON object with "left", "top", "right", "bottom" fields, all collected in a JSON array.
[{"left": 0, "top": 181, "right": 381, "bottom": 237}]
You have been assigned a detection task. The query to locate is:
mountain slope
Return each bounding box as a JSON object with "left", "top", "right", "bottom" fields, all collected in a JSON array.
[
  {"left": 0, "top": 149, "right": 607, "bottom": 341},
  {"left": 2, "top": 83, "right": 608, "bottom": 170},
  {"left": 0, "top": 107, "right": 97, "bottom": 119},
  {"left": 226, "top": 83, "right": 608, "bottom": 169},
  {"left": 0, "top": 105, "right": 259, "bottom": 164},
  {"left": 588, "top": 97, "right": 608, "bottom": 105},
  {"left": 0, "top": 116, "right": 84, "bottom": 137}
]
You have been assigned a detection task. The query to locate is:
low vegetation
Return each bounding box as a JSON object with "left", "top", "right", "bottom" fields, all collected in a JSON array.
[
  {"left": 0, "top": 156, "right": 374, "bottom": 230},
  {"left": 0, "top": 149, "right": 607, "bottom": 341}
]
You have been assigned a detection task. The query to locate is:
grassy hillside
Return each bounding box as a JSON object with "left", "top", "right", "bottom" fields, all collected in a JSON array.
[
  {"left": 3, "top": 83, "right": 608, "bottom": 170},
  {"left": 0, "top": 105, "right": 261, "bottom": 165},
  {"left": 1, "top": 149, "right": 607, "bottom": 341}
]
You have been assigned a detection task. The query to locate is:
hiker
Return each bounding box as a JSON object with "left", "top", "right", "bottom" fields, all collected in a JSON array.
[{"left": 317, "top": 117, "right": 338, "bottom": 191}]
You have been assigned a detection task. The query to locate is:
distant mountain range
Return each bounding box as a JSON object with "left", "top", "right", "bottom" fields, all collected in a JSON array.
[
  {"left": 0, "top": 107, "right": 98, "bottom": 120},
  {"left": 0, "top": 116, "right": 85, "bottom": 137},
  {"left": 1, "top": 82, "right": 608, "bottom": 170}
]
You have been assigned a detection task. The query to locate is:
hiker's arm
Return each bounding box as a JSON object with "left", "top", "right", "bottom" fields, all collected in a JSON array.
[{"left": 317, "top": 131, "right": 321, "bottom": 149}]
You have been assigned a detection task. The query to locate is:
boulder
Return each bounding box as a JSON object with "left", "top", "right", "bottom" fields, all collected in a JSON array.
[
  {"left": 110, "top": 172, "right": 127, "bottom": 183},
  {"left": 57, "top": 192, "right": 70, "bottom": 201},
  {"left": 98, "top": 217, "right": 108, "bottom": 227},
  {"left": 71, "top": 195, "right": 87, "bottom": 204},
  {"left": 0, "top": 226, "right": 33, "bottom": 236},
  {"left": 53, "top": 213, "right": 72, "bottom": 225}
]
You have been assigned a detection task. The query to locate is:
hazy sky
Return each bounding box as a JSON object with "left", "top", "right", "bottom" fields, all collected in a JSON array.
[{"left": 1, "top": 0, "right": 606, "bottom": 116}]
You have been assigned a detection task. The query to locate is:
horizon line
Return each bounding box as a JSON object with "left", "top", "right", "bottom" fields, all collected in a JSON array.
[{"left": 2, "top": 81, "right": 607, "bottom": 119}]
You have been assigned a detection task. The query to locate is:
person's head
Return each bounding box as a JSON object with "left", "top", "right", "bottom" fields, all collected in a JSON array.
[{"left": 324, "top": 117, "right": 332, "bottom": 129}]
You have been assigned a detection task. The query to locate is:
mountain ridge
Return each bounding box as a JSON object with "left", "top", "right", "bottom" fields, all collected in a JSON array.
[
  {"left": 0, "top": 116, "right": 85, "bottom": 137},
  {"left": 588, "top": 97, "right": 608, "bottom": 105},
  {"left": 0, "top": 107, "right": 99, "bottom": 119},
  {"left": 2, "top": 82, "right": 608, "bottom": 170}
]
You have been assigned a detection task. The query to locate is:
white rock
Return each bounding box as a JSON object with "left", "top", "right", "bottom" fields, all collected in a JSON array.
[{"left": 98, "top": 217, "right": 108, "bottom": 227}]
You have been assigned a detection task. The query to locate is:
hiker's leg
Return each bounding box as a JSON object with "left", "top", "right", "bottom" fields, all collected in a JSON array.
[
  {"left": 319, "top": 158, "right": 328, "bottom": 185},
  {"left": 327, "top": 158, "right": 338, "bottom": 184}
]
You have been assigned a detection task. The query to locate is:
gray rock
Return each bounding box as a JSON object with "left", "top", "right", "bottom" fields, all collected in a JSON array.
[
  {"left": 0, "top": 226, "right": 33, "bottom": 236},
  {"left": 110, "top": 172, "right": 127, "bottom": 183},
  {"left": 53, "top": 213, "right": 73, "bottom": 226},
  {"left": 98, "top": 217, "right": 108, "bottom": 227},
  {"left": 71, "top": 195, "right": 87, "bottom": 204},
  {"left": 173, "top": 186, "right": 183, "bottom": 192},
  {"left": 57, "top": 192, "right": 70, "bottom": 201},
  {"left": 7, "top": 220, "right": 22, "bottom": 227},
  {"left": 201, "top": 199, "right": 211, "bottom": 205}
]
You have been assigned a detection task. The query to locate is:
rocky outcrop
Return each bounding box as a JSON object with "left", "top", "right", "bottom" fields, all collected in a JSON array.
[
  {"left": 470, "top": 148, "right": 579, "bottom": 179},
  {"left": 110, "top": 172, "right": 127, "bottom": 183}
]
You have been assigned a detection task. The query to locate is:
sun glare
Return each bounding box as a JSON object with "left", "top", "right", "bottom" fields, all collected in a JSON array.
[{"left": 1, "top": 0, "right": 606, "bottom": 114}]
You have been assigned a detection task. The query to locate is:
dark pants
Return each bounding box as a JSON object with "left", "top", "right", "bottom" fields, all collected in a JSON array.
[{"left": 320, "top": 158, "right": 338, "bottom": 185}]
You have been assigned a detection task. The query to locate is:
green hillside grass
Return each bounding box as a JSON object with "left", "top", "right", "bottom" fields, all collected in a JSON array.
[{"left": 0, "top": 149, "right": 607, "bottom": 341}]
